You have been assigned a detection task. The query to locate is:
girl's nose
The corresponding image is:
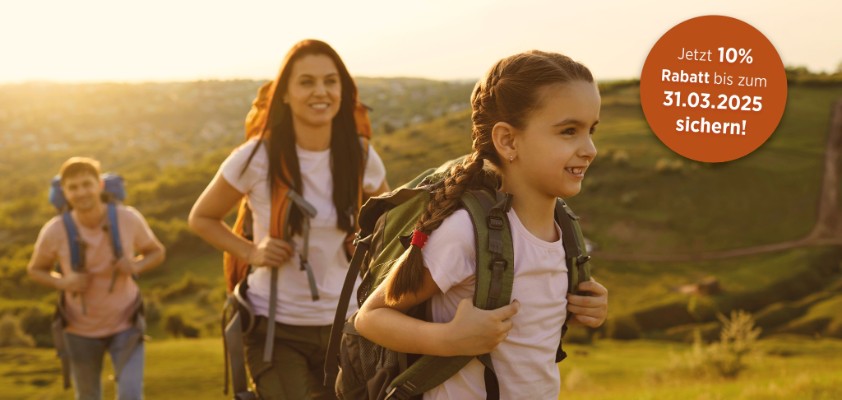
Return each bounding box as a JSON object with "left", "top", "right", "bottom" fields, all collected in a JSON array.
[{"left": 579, "top": 137, "right": 598, "bottom": 160}]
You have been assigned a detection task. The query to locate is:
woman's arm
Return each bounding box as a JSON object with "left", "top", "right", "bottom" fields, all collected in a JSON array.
[
  {"left": 188, "top": 174, "right": 292, "bottom": 267},
  {"left": 355, "top": 266, "right": 519, "bottom": 357}
]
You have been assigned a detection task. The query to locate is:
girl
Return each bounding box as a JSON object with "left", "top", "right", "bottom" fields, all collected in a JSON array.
[
  {"left": 354, "top": 50, "right": 608, "bottom": 399},
  {"left": 189, "top": 39, "right": 389, "bottom": 399}
]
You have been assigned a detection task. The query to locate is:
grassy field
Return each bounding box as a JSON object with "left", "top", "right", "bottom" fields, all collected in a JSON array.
[
  {"left": 3, "top": 336, "right": 841, "bottom": 399},
  {"left": 558, "top": 337, "right": 842, "bottom": 400},
  {"left": 0, "top": 338, "right": 225, "bottom": 400}
]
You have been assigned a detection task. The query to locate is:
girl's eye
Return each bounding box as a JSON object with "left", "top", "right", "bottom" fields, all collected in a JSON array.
[{"left": 562, "top": 128, "right": 577, "bottom": 136}]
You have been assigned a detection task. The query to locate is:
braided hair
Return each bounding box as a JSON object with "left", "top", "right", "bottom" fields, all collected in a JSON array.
[{"left": 384, "top": 51, "right": 594, "bottom": 305}]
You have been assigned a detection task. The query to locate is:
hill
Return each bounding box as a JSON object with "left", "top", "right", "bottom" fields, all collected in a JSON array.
[{"left": 0, "top": 78, "right": 841, "bottom": 350}]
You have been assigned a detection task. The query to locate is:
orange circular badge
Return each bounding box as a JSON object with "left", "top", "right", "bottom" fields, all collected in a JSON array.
[{"left": 640, "top": 15, "right": 787, "bottom": 163}]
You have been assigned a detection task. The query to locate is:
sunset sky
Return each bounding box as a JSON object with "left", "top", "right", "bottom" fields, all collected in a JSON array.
[{"left": 1, "top": 0, "right": 839, "bottom": 83}]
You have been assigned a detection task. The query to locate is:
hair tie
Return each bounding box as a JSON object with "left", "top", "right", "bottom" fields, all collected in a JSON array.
[{"left": 410, "top": 230, "right": 429, "bottom": 248}]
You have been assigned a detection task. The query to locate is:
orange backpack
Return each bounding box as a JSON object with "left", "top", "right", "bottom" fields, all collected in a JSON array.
[{"left": 222, "top": 81, "right": 373, "bottom": 293}]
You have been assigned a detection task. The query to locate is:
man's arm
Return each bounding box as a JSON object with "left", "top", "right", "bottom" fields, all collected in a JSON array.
[
  {"left": 27, "top": 238, "right": 87, "bottom": 292},
  {"left": 126, "top": 237, "right": 165, "bottom": 275},
  {"left": 114, "top": 208, "right": 166, "bottom": 276}
]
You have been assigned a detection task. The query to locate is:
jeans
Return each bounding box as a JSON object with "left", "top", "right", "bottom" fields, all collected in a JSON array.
[{"left": 64, "top": 327, "right": 145, "bottom": 400}]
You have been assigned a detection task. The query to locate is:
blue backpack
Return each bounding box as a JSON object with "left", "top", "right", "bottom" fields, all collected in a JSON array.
[{"left": 48, "top": 173, "right": 126, "bottom": 271}]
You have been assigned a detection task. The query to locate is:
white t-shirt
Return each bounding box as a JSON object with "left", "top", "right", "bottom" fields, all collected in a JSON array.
[
  {"left": 422, "top": 208, "right": 568, "bottom": 400},
  {"left": 220, "top": 138, "right": 386, "bottom": 325}
]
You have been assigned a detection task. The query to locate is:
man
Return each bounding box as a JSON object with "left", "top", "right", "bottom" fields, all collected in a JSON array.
[{"left": 27, "top": 157, "right": 165, "bottom": 400}]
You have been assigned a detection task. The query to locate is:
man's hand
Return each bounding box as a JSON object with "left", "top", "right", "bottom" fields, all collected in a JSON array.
[
  {"left": 113, "top": 257, "right": 138, "bottom": 276},
  {"left": 60, "top": 271, "right": 90, "bottom": 292}
]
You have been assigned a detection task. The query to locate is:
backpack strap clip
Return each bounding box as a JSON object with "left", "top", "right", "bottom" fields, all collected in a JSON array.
[
  {"left": 352, "top": 231, "right": 371, "bottom": 247},
  {"left": 385, "top": 381, "right": 417, "bottom": 400},
  {"left": 487, "top": 215, "right": 505, "bottom": 230},
  {"left": 489, "top": 259, "right": 507, "bottom": 271}
]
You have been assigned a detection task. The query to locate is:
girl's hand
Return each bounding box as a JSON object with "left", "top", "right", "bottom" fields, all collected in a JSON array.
[
  {"left": 445, "top": 298, "right": 520, "bottom": 355},
  {"left": 567, "top": 279, "right": 608, "bottom": 328},
  {"left": 247, "top": 237, "right": 294, "bottom": 267}
]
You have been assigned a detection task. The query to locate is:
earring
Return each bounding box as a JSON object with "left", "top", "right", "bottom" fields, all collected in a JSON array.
[{"left": 508, "top": 155, "right": 514, "bottom": 163}]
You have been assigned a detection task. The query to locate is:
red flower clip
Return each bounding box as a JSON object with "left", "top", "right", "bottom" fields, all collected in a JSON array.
[{"left": 410, "top": 230, "right": 429, "bottom": 248}]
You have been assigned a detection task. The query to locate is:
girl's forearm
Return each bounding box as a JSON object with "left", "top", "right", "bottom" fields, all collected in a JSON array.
[{"left": 355, "top": 307, "right": 455, "bottom": 357}]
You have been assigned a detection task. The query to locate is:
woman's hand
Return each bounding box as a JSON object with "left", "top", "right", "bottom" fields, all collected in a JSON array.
[{"left": 247, "top": 236, "right": 294, "bottom": 267}]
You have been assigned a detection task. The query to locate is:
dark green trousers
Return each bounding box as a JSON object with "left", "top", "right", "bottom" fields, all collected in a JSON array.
[{"left": 244, "top": 317, "right": 337, "bottom": 400}]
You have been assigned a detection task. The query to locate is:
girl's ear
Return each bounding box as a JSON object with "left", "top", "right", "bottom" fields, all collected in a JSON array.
[{"left": 491, "top": 121, "right": 517, "bottom": 161}]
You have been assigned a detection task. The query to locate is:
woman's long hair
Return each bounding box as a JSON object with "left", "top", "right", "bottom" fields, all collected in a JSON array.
[{"left": 243, "top": 39, "right": 363, "bottom": 235}]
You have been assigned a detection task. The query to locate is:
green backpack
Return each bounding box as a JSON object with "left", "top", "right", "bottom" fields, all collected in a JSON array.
[{"left": 324, "top": 157, "right": 592, "bottom": 400}]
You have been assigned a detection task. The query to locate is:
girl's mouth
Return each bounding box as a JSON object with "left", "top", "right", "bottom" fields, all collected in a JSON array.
[{"left": 565, "top": 167, "right": 585, "bottom": 177}]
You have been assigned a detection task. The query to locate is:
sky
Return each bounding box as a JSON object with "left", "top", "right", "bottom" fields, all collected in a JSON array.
[{"left": 0, "top": 0, "right": 839, "bottom": 83}]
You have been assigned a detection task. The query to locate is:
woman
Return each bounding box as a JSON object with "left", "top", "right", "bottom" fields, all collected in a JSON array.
[{"left": 189, "top": 39, "right": 389, "bottom": 399}]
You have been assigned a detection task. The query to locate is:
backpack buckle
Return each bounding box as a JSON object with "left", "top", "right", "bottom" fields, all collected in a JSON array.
[
  {"left": 487, "top": 215, "right": 504, "bottom": 230},
  {"left": 353, "top": 233, "right": 372, "bottom": 247},
  {"left": 385, "top": 382, "right": 415, "bottom": 400},
  {"left": 576, "top": 255, "right": 592, "bottom": 265},
  {"left": 490, "top": 259, "right": 507, "bottom": 271}
]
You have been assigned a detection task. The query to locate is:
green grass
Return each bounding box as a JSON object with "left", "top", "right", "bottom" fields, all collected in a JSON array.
[
  {"left": 570, "top": 85, "right": 842, "bottom": 254},
  {"left": 374, "top": 109, "right": 473, "bottom": 186},
  {"left": 596, "top": 246, "right": 839, "bottom": 318},
  {"left": 3, "top": 337, "right": 841, "bottom": 399},
  {"left": 0, "top": 338, "right": 227, "bottom": 400},
  {"left": 138, "top": 250, "right": 223, "bottom": 290},
  {"left": 558, "top": 337, "right": 842, "bottom": 400}
]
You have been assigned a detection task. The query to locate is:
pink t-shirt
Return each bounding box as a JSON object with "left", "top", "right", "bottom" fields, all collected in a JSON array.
[
  {"left": 34, "top": 205, "right": 158, "bottom": 338},
  {"left": 422, "top": 208, "right": 568, "bottom": 400}
]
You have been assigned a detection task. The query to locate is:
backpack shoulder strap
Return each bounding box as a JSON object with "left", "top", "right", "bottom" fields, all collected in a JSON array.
[
  {"left": 106, "top": 203, "right": 136, "bottom": 292},
  {"left": 463, "top": 189, "right": 515, "bottom": 310},
  {"left": 61, "top": 212, "right": 83, "bottom": 272},
  {"left": 555, "top": 199, "right": 591, "bottom": 294},
  {"left": 554, "top": 198, "right": 592, "bottom": 362},
  {"left": 106, "top": 203, "right": 123, "bottom": 260},
  {"left": 385, "top": 188, "right": 514, "bottom": 400}
]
